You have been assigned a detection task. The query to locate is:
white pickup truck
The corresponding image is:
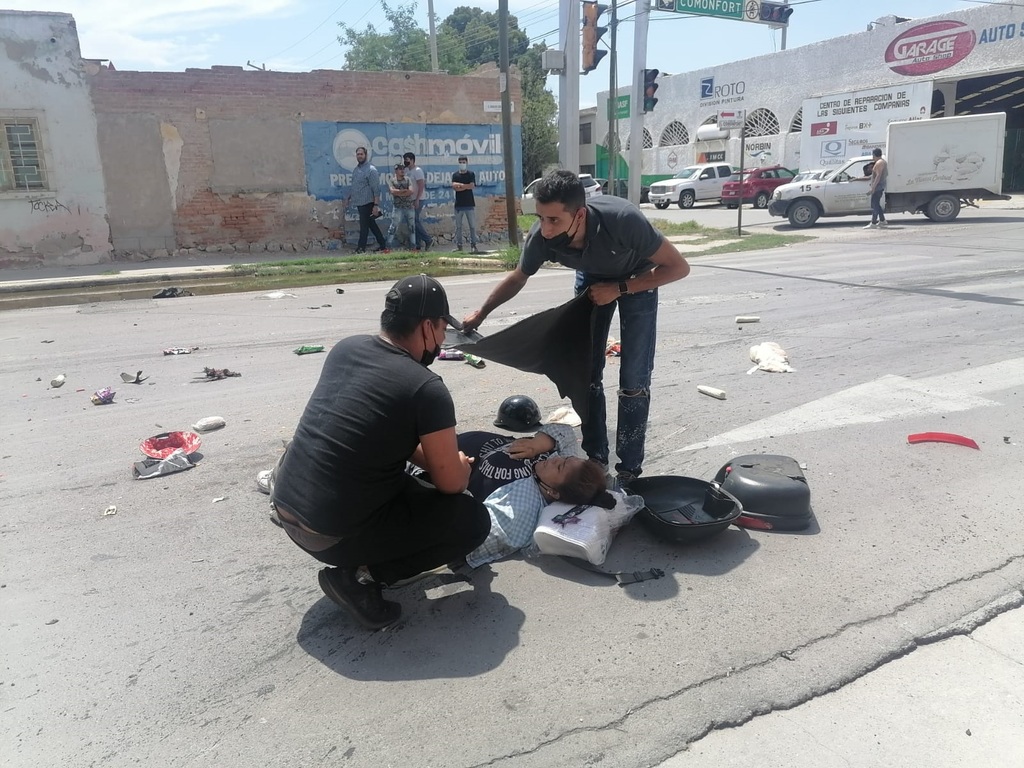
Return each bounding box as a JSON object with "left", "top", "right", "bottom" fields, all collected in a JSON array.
[
  {"left": 648, "top": 163, "right": 737, "bottom": 210},
  {"left": 768, "top": 113, "right": 1010, "bottom": 228}
]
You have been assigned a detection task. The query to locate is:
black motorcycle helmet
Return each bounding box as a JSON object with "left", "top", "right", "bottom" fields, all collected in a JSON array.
[{"left": 493, "top": 395, "right": 542, "bottom": 433}]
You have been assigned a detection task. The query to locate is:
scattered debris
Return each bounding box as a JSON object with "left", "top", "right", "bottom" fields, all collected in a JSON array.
[
  {"left": 546, "top": 405, "right": 582, "bottom": 427},
  {"left": 697, "top": 385, "right": 727, "bottom": 400},
  {"left": 321, "top": 304, "right": 332, "bottom": 308},
  {"left": 133, "top": 448, "right": 196, "bottom": 479},
  {"left": 163, "top": 346, "right": 199, "bottom": 355},
  {"left": 735, "top": 316, "right": 761, "bottom": 324},
  {"left": 907, "top": 432, "right": 980, "bottom": 450},
  {"left": 50, "top": 374, "right": 66, "bottom": 388},
  {"left": 438, "top": 349, "right": 465, "bottom": 361},
  {"left": 102, "top": 505, "right": 117, "bottom": 517},
  {"left": 259, "top": 291, "right": 297, "bottom": 300},
  {"left": 335, "top": 288, "right": 345, "bottom": 294},
  {"left": 202, "top": 367, "right": 242, "bottom": 380},
  {"left": 41, "top": 339, "right": 54, "bottom": 343},
  {"left": 212, "top": 497, "right": 227, "bottom": 503},
  {"left": 119, "top": 370, "right": 149, "bottom": 384},
  {"left": 140, "top": 431, "right": 201, "bottom": 459},
  {"left": 91, "top": 387, "right": 116, "bottom": 405},
  {"left": 256, "top": 470, "right": 273, "bottom": 494},
  {"left": 192, "top": 416, "right": 226, "bottom": 433},
  {"left": 1004, "top": 436, "right": 1011, "bottom": 444},
  {"left": 463, "top": 353, "right": 486, "bottom": 369},
  {"left": 293, "top": 345, "right": 325, "bottom": 355},
  {"left": 605, "top": 337, "right": 621, "bottom": 357},
  {"left": 748, "top": 342, "right": 795, "bottom": 373},
  {"left": 46, "top": 619, "right": 59, "bottom": 626},
  {"left": 153, "top": 287, "right": 194, "bottom": 299}
]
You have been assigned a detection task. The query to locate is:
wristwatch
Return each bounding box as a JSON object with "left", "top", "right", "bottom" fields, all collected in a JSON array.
[{"left": 618, "top": 281, "right": 629, "bottom": 295}]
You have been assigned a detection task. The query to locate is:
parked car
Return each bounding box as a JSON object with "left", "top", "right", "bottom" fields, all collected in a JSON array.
[
  {"left": 647, "top": 164, "right": 737, "bottom": 209},
  {"left": 521, "top": 173, "right": 602, "bottom": 215},
  {"left": 596, "top": 178, "right": 651, "bottom": 203},
  {"left": 720, "top": 165, "right": 797, "bottom": 209},
  {"left": 791, "top": 168, "right": 834, "bottom": 184}
]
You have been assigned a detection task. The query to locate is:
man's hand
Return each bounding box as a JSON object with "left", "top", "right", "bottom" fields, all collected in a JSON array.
[
  {"left": 461, "top": 309, "right": 487, "bottom": 332},
  {"left": 588, "top": 282, "right": 622, "bottom": 307}
]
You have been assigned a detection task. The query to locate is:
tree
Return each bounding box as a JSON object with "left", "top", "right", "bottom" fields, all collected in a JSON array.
[{"left": 337, "top": 2, "right": 556, "bottom": 183}]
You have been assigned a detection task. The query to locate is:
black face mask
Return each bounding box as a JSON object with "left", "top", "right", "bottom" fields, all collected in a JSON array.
[
  {"left": 419, "top": 324, "right": 440, "bottom": 367},
  {"left": 543, "top": 210, "right": 583, "bottom": 250}
]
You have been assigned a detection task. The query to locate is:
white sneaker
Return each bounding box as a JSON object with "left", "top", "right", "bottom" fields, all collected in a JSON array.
[
  {"left": 256, "top": 469, "right": 272, "bottom": 494},
  {"left": 863, "top": 222, "right": 877, "bottom": 229},
  {"left": 877, "top": 220, "right": 888, "bottom": 227}
]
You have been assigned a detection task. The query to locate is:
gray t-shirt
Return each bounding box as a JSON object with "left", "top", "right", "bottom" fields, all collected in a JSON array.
[
  {"left": 520, "top": 195, "right": 664, "bottom": 280},
  {"left": 407, "top": 165, "right": 426, "bottom": 202}
]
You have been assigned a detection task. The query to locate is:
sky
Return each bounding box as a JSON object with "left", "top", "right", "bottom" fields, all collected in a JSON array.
[{"left": 4, "top": 0, "right": 987, "bottom": 106}]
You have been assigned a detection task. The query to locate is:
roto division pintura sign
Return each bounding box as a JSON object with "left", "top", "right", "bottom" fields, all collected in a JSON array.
[{"left": 301, "top": 122, "right": 523, "bottom": 205}]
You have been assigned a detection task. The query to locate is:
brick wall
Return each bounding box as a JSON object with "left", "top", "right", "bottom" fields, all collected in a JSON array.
[{"left": 89, "top": 66, "right": 522, "bottom": 256}]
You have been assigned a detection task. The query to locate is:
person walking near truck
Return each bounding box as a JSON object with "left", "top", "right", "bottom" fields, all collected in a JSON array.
[{"left": 863, "top": 148, "right": 888, "bottom": 229}]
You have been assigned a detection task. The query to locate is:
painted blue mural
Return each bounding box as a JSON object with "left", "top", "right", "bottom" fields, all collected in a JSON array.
[{"left": 302, "top": 122, "right": 523, "bottom": 207}]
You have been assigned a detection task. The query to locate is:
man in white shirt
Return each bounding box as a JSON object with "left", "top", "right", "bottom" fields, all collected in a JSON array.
[{"left": 403, "top": 152, "right": 433, "bottom": 251}]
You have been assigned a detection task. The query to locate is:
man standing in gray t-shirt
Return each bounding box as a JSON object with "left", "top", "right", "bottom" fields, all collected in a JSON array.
[
  {"left": 403, "top": 152, "right": 433, "bottom": 251},
  {"left": 345, "top": 146, "right": 389, "bottom": 253}
]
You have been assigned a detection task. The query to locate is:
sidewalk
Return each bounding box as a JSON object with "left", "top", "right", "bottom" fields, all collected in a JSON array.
[{"left": 656, "top": 598, "right": 1024, "bottom": 768}]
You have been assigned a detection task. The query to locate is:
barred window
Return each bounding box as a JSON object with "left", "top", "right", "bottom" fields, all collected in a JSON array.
[
  {"left": 624, "top": 129, "right": 653, "bottom": 150},
  {"left": 789, "top": 108, "right": 803, "bottom": 134},
  {"left": 0, "top": 118, "right": 49, "bottom": 192},
  {"left": 745, "top": 108, "right": 780, "bottom": 137},
  {"left": 659, "top": 121, "right": 689, "bottom": 146}
]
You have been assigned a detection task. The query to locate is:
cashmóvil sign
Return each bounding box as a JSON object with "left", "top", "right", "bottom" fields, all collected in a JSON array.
[{"left": 885, "top": 20, "right": 976, "bottom": 76}]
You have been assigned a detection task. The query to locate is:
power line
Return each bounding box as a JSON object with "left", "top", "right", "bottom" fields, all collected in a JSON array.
[{"left": 264, "top": 0, "right": 353, "bottom": 61}]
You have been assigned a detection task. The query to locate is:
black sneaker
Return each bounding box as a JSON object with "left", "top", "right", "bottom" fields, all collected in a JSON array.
[
  {"left": 317, "top": 567, "right": 401, "bottom": 630},
  {"left": 354, "top": 247, "right": 367, "bottom": 254},
  {"left": 422, "top": 241, "right": 432, "bottom": 252}
]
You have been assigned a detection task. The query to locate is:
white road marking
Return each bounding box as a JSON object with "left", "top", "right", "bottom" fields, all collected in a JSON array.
[{"left": 678, "top": 358, "right": 1024, "bottom": 451}]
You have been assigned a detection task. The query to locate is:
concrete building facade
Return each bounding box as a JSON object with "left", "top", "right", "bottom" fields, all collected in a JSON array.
[
  {"left": 594, "top": 3, "right": 1024, "bottom": 192},
  {"left": 0, "top": 11, "right": 111, "bottom": 267},
  {"left": 0, "top": 10, "right": 523, "bottom": 268}
]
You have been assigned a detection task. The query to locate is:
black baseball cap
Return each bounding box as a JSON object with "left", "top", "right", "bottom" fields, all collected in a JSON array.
[{"left": 385, "top": 274, "right": 460, "bottom": 328}]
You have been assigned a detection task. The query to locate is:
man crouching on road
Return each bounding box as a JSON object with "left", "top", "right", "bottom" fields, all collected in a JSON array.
[
  {"left": 272, "top": 274, "right": 490, "bottom": 630},
  {"left": 462, "top": 170, "right": 690, "bottom": 487}
]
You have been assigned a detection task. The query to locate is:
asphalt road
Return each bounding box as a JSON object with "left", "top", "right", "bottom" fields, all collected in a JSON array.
[{"left": 3, "top": 210, "right": 1023, "bottom": 767}]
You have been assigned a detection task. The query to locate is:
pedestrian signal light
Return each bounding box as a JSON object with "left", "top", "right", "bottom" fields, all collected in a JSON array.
[
  {"left": 760, "top": 2, "right": 794, "bottom": 26},
  {"left": 581, "top": 1, "right": 608, "bottom": 75},
  {"left": 642, "top": 68, "right": 659, "bottom": 113}
]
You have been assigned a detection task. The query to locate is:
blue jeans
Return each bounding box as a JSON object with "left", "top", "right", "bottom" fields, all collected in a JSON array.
[
  {"left": 870, "top": 188, "right": 886, "bottom": 223},
  {"left": 454, "top": 207, "right": 477, "bottom": 248},
  {"left": 388, "top": 207, "right": 415, "bottom": 248},
  {"left": 574, "top": 271, "right": 658, "bottom": 477},
  {"left": 414, "top": 205, "right": 432, "bottom": 249}
]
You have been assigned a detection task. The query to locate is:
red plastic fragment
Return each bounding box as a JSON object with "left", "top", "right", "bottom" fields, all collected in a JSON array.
[
  {"left": 907, "top": 432, "right": 980, "bottom": 450},
  {"left": 734, "top": 515, "right": 774, "bottom": 530}
]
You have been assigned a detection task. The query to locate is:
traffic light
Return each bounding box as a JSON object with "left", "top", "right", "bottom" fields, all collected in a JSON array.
[
  {"left": 642, "top": 68, "right": 659, "bottom": 113},
  {"left": 581, "top": 1, "right": 608, "bottom": 75},
  {"left": 760, "top": 2, "right": 794, "bottom": 25}
]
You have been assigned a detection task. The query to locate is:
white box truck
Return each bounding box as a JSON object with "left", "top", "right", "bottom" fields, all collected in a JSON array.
[{"left": 768, "top": 113, "right": 1009, "bottom": 228}]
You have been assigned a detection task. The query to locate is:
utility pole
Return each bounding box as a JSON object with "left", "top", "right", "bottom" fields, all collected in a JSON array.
[
  {"left": 780, "top": 0, "right": 789, "bottom": 50},
  {"left": 607, "top": 0, "right": 617, "bottom": 195},
  {"left": 498, "top": 0, "right": 519, "bottom": 246},
  {"left": 626, "top": 0, "right": 649, "bottom": 204},
  {"left": 427, "top": 0, "right": 440, "bottom": 72},
  {"left": 558, "top": 0, "right": 581, "bottom": 172}
]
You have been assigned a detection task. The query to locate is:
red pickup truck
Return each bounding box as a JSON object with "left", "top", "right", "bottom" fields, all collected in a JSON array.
[{"left": 720, "top": 165, "right": 797, "bottom": 209}]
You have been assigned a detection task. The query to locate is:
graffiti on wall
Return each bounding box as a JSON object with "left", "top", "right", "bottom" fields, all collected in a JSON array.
[{"left": 301, "top": 122, "right": 523, "bottom": 208}]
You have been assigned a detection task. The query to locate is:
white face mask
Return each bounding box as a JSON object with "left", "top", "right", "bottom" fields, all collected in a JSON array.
[{"left": 459, "top": 163, "right": 468, "bottom": 170}]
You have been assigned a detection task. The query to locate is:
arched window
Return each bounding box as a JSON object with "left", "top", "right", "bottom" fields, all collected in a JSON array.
[
  {"left": 626, "top": 128, "right": 654, "bottom": 150},
  {"left": 789, "top": 108, "right": 803, "bottom": 134},
  {"left": 745, "top": 108, "right": 780, "bottom": 137},
  {"left": 701, "top": 114, "right": 718, "bottom": 126},
  {"left": 659, "top": 121, "right": 690, "bottom": 146}
]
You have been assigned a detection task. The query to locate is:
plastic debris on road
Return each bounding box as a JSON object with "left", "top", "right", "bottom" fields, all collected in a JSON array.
[
  {"left": 91, "top": 387, "right": 116, "bottom": 405},
  {"left": 163, "top": 347, "right": 199, "bottom": 355},
  {"left": 50, "top": 374, "right": 66, "bottom": 388},
  {"left": 748, "top": 342, "right": 795, "bottom": 373},
  {"left": 546, "top": 405, "right": 582, "bottom": 427},
  {"left": 907, "top": 432, "right": 980, "bottom": 450},
  {"left": 201, "top": 367, "right": 241, "bottom": 380},
  {"left": 258, "top": 291, "right": 297, "bottom": 299},
  {"left": 293, "top": 345, "right": 325, "bottom": 355},
  {"left": 463, "top": 353, "right": 486, "bottom": 369},
  {"left": 736, "top": 316, "right": 761, "bottom": 324},
  {"left": 120, "top": 370, "right": 149, "bottom": 384},
  {"left": 192, "top": 416, "right": 226, "bottom": 433},
  {"left": 102, "top": 505, "right": 117, "bottom": 516},
  {"left": 153, "top": 287, "right": 194, "bottom": 298},
  {"left": 697, "top": 385, "right": 727, "bottom": 400},
  {"left": 140, "top": 431, "right": 201, "bottom": 459}
]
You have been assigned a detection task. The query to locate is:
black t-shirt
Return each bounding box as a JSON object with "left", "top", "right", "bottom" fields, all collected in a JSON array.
[
  {"left": 520, "top": 194, "right": 663, "bottom": 280},
  {"left": 457, "top": 431, "right": 553, "bottom": 501},
  {"left": 273, "top": 335, "right": 456, "bottom": 536},
  {"left": 452, "top": 170, "right": 476, "bottom": 208}
]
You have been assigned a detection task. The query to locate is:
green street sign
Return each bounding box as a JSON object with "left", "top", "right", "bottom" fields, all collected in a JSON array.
[
  {"left": 606, "top": 94, "right": 630, "bottom": 120},
  {"left": 667, "top": 0, "right": 747, "bottom": 21}
]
